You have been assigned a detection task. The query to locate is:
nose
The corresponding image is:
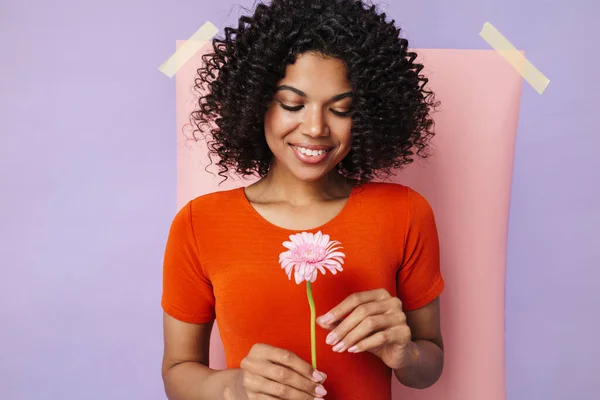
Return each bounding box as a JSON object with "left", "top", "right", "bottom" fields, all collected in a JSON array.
[{"left": 301, "top": 104, "right": 329, "bottom": 137}]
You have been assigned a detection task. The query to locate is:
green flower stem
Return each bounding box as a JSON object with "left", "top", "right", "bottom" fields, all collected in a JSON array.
[{"left": 306, "top": 281, "right": 317, "bottom": 370}]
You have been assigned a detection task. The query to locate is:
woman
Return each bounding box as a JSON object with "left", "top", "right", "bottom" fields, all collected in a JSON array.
[{"left": 161, "top": 0, "right": 444, "bottom": 399}]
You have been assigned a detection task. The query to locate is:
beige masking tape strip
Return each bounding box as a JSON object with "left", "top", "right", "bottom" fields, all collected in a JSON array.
[
  {"left": 159, "top": 21, "right": 219, "bottom": 78},
  {"left": 479, "top": 21, "right": 550, "bottom": 95}
]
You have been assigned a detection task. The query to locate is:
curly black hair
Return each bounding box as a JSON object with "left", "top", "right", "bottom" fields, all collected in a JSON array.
[{"left": 190, "top": 0, "right": 439, "bottom": 183}]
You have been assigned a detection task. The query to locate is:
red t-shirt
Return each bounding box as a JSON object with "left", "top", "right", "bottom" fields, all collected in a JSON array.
[{"left": 162, "top": 182, "right": 444, "bottom": 400}]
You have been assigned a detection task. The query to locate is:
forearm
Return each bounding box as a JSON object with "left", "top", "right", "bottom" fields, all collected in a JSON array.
[
  {"left": 393, "top": 340, "right": 444, "bottom": 389},
  {"left": 163, "top": 361, "right": 239, "bottom": 400}
]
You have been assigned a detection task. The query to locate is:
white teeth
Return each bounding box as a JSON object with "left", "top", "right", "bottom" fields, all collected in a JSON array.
[{"left": 294, "top": 146, "right": 327, "bottom": 156}]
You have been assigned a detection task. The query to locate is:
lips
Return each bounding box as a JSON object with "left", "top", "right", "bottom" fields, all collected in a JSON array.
[
  {"left": 289, "top": 144, "right": 332, "bottom": 164},
  {"left": 291, "top": 145, "right": 331, "bottom": 157}
]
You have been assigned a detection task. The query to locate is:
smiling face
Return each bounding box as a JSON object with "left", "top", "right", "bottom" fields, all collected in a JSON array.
[{"left": 264, "top": 52, "right": 354, "bottom": 182}]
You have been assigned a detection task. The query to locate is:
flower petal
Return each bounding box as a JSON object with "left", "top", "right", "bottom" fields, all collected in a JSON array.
[
  {"left": 314, "top": 263, "right": 326, "bottom": 275},
  {"left": 314, "top": 231, "right": 322, "bottom": 244},
  {"left": 326, "top": 251, "right": 346, "bottom": 259},
  {"left": 301, "top": 231, "right": 311, "bottom": 244},
  {"left": 282, "top": 241, "right": 296, "bottom": 250},
  {"left": 281, "top": 261, "right": 296, "bottom": 277},
  {"left": 321, "top": 260, "right": 343, "bottom": 273},
  {"left": 294, "top": 269, "right": 304, "bottom": 284},
  {"left": 290, "top": 234, "right": 304, "bottom": 246},
  {"left": 328, "top": 257, "right": 345, "bottom": 266}
]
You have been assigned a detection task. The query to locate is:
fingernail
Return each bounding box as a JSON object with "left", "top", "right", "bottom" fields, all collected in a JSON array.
[
  {"left": 332, "top": 342, "right": 344, "bottom": 352},
  {"left": 315, "top": 386, "right": 328, "bottom": 396},
  {"left": 317, "top": 313, "right": 333, "bottom": 325},
  {"left": 348, "top": 345, "right": 358, "bottom": 353},
  {"left": 325, "top": 332, "right": 337, "bottom": 345},
  {"left": 312, "top": 370, "right": 326, "bottom": 382}
]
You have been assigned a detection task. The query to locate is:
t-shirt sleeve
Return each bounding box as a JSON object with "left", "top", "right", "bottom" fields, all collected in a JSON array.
[
  {"left": 397, "top": 187, "right": 445, "bottom": 311},
  {"left": 161, "top": 201, "right": 216, "bottom": 323}
]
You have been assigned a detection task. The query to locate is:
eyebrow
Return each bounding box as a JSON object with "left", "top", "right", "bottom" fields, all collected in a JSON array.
[{"left": 275, "top": 85, "right": 353, "bottom": 102}]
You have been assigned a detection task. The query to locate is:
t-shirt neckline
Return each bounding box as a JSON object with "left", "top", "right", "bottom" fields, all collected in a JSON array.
[{"left": 237, "top": 184, "right": 361, "bottom": 234}]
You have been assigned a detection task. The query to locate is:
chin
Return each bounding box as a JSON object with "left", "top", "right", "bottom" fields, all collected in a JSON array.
[{"left": 289, "top": 167, "right": 332, "bottom": 182}]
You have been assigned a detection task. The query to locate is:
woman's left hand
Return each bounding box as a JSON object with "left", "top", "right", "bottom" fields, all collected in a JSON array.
[{"left": 316, "top": 288, "right": 419, "bottom": 370}]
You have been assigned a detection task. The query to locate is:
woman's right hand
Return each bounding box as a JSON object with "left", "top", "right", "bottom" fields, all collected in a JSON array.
[{"left": 224, "top": 343, "right": 328, "bottom": 399}]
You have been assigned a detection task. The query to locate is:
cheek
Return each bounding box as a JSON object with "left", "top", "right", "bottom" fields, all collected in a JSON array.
[
  {"left": 263, "top": 107, "right": 276, "bottom": 137},
  {"left": 264, "top": 107, "right": 298, "bottom": 140},
  {"left": 333, "top": 120, "right": 353, "bottom": 148}
]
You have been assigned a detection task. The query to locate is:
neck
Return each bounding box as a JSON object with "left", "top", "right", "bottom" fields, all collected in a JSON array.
[{"left": 258, "top": 163, "right": 353, "bottom": 205}]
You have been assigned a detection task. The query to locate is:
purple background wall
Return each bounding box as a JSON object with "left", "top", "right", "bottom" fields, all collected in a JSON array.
[{"left": 1, "top": 0, "right": 597, "bottom": 399}]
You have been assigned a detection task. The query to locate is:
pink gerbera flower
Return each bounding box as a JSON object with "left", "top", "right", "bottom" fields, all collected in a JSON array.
[
  {"left": 278, "top": 231, "right": 345, "bottom": 370},
  {"left": 279, "top": 231, "right": 346, "bottom": 284}
]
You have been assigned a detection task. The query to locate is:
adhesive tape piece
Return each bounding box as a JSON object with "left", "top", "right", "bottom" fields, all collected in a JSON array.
[
  {"left": 479, "top": 21, "right": 550, "bottom": 95},
  {"left": 159, "top": 21, "right": 219, "bottom": 78}
]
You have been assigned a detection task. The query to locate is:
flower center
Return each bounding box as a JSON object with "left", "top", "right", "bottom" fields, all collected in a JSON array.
[{"left": 294, "top": 244, "right": 326, "bottom": 263}]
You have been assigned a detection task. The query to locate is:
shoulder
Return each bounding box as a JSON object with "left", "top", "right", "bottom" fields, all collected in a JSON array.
[
  {"left": 187, "top": 187, "right": 242, "bottom": 213},
  {"left": 171, "top": 187, "right": 243, "bottom": 229},
  {"left": 358, "top": 181, "right": 428, "bottom": 204},
  {"left": 356, "top": 182, "right": 434, "bottom": 220}
]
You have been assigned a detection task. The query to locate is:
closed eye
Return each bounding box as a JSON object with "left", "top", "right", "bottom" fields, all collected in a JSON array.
[
  {"left": 331, "top": 109, "right": 353, "bottom": 117},
  {"left": 278, "top": 102, "right": 353, "bottom": 117},
  {"left": 279, "top": 102, "right": 303, "bottom": 112}
]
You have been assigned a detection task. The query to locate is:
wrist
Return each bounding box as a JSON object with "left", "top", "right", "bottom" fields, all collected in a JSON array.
[{"left": 222, "top": 368, "right": 243, "bottom": 398}]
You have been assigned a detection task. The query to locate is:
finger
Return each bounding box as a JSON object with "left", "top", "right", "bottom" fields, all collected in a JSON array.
[
  {"left": 255, "top": 361, "right": 328, "bottom": 398},
  {"left": 253, "top": 344, "right": 327, "bottom": 383},
  {"left": 323, "top": 300, "right": 390, "bottom": 346},
  {"left": 317, "top": 288, "right": 391, "bottom": 327},
  {"left": 331, "top": 315, "right": 393, "bottom": 353},
  {"left": 245, "top": 374, "right": 326, "bottom": 400},
  {"left": 347, "top": 325, "right": 411, "bottom": 354}
]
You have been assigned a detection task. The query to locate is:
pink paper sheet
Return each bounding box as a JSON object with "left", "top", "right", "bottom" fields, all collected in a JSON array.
[{"left": 175, "top": 45, "right": 522, "bottom": 400}]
